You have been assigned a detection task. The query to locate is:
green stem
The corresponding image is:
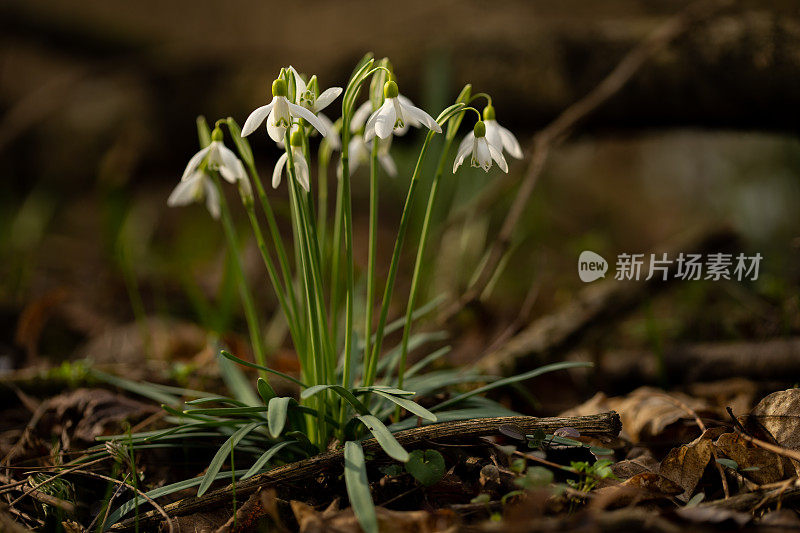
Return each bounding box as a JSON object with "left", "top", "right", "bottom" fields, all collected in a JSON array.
[
  {"left": 241, "top": 159, "right": 301, "bottom": 339},
  {"left": 396, "top": 135, "right": 456, "bottom": 406},
  {"left": 363, "top": 139, "right": 380, "bottom": 379},
  {"left": 337, "top": 123, "right": 356, "bottom": 433},
  {"left": 364, "top": 130, "right": 436, "bottom": 386},
  {"left": 214, "top": 175, "right": 270, "bottom": 386},
  {"left": 330, "top": 176, "right": 344, "bottom": 350}
]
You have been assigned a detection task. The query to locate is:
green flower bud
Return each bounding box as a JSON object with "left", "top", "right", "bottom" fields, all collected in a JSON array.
[
  {"left": 482, "top": 105, "right": 496, "bottom": 121},
  {"left": 272, "top": 78, "right": 288, "bottom": 97},
  {"left": 290, "top": 130, "right": 303, "bottom": 147},
  {"left": 474, "top": 120, "right": 486, "bottom": 138},
  {"left": 211, "top": 127, "right": 224, "bottom": 142},
  {"left": 383, "top": 80, "right": 399, "bottom": 99}
]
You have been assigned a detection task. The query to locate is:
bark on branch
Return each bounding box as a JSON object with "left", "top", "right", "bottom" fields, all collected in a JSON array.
[{"left": 111, "top": 412, "right": 621, "bottom": 531}]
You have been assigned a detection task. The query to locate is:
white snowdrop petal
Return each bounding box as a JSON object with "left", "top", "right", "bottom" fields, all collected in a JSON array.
[
  {"left": 288, "top": 102, "right": 328, "bottom": 137},
  {"left": 402, "top": 102, "right": 441, "bottom": 133},
  {"left": 267, "top": 111, "right": 286, "bottom": 143},
  {"left": 317, "top": 113, "right": 341, "bottom": 151},
  {"left": 352, "top": 101, "right": 373, "bottom": 132},
  {"left": 379, "top": 153, "right": 397, "bottom": 177},
  {"left": 457, "top": 132, "right": 474, "bottom": 158},
  {"left": 203, "top": 177, "right": 221, "bottom": 219},
  {"left": 218, "top": 145, "right": 244, "bottom": 183},
  {"left": 181, "top": 146, "right": 212, "bottom": 181},
  {"left": 374, "top": 101, "right": 396, "bottom": 139},
  {"left": 488, "top": 143, "right": 508, "bottom": 173},
  {"left": 485, "top": 121, "right": 504, "bottom": 153},
  {"left": 498, "top": 123, "right": 523, "bottom": 159},
  {"left": 241, "top": 101, "right": 275, "bottom": 137},
  {"left": 314, "top": 87, "right": 342, "bottom": 112},
  {"left": 168, "top": 174, "right": 201, "bottom": 205},
  {"left": 272, "top": 152, "right": 288, "bottom": 188},
  {"left": 294, "top": 154, "right": 310, "bottom": 192},
  {"left": 288, "top": 66, "right": 306, "bottom": 98}
]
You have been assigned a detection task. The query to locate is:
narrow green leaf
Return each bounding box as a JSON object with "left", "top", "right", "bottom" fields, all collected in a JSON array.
[
  {"left": 220, "top": 350, "right": 307, "bottom": 388},
  {"left": 196, "top": 116, "right": 212, "bottom": 148},
  {"left": 267, "top": 397, "right": 292, "bottom": 439},
  {"left": 301, "top": 385, "right": 369, "bottom": 415},
  {"left": 242, "top": 440, "right": 294, "bottom": 479},
  {"left": 91, "top": 370, "right": 180, "bottom": 407},
  {"left": 225, "top": 117, "right": 254, "bottom": 167},
  {"left": 406, "top": 346, "right": 451, "bottom": 378},
  {"left": 371, "top": 391, "right": 437, "bottom": 422},
  {"left": 107, "top": 469, "right": 249, "bottom": 526},
  {"left": 218, "top": 353, "right": 262, "bottom": 406},
  {"left": 433, "top": 362, "right": 593, "bottom": 411},
  {"left": 352, "top": 386, "right": 415, "bottom": 396},
  {"left": 197, "top": 422, "right": 261, "bottom": 496},
  {"left": 357, "top": 415, "right": 409, "bottom": 462},
  {"left": 344, "top": 441, "right": 378, "bottom": 533}
]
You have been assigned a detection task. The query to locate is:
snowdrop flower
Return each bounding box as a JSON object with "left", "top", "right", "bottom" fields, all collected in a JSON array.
[
  {"left": 457, "top": 105, "right": 522, "bottom": 161},
  {"left": 364, "top": 81, "right": 441, "bottom": 141},
  {"left": 453, "top": 121, "right": 508, "bottom": 174},
  {"left": 273, "top": 130, "right": 310, "bottom": 192},
  {"left": 241, "top": 78, "right": 328, "bottom": 143},
  {"left": 181, "top": 127, "right": 248, "bottom": 187},
  {"left": 168, "top": 169, "right": 220, "bottom": 219}
]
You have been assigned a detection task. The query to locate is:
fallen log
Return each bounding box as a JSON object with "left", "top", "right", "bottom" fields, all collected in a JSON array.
[{"left": 111, "top": 412, "right": 621, "bottom": 531}]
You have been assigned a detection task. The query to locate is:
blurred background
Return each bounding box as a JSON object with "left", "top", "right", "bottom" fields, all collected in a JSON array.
[{"left": 2, "top": 0, "right": 799, "bottom": 407}]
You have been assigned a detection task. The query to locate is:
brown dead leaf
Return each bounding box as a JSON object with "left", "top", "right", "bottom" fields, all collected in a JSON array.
[
  {"left": 562, "top": 387, "right": 715, "bottom": 443},
  {"left": 291, "top": 500, "right": 458, "bottom": 533},
  {"left": 744, "top": 388, "right": 800, "bottom": 476},
  {"left": 714, "top": 432, "right": 789, "bottom": 485},
  {"left": 658, "top": 430, "right": 715, "bottom": 501},
  {"left": 611, "top": 448, "right": 660, "bottom": 480},
  {"left": 593, "top": 472, "right": 684, "bottom": 509}
]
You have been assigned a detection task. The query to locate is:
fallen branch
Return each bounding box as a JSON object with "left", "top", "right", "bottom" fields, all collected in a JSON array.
[
  {"left": 700, "top": 479, "right": 800, "bottom": 512},
  {"left": 111, "top": 412, "right": 621, "bottom": 531},
  {"left": 597, "top": 337, "right": 800, "bottom": 387}
]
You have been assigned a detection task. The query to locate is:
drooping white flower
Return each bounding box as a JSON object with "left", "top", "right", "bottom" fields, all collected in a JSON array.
[
  {"left": 457, "top": 105, "right": 522, "bottom": 161},
  {"left": 289, "top": 66, "right": 343, "bottom": 150},
  {"left": 181, "top": 128, "right": 248, "bottom": 187},
  {"left": 453, "top": 121, "right": 508, "bottom": 174},
  {"left": 273, "top": 130, "right": 310, "bottom": 192},
  {"left": 241, "top": 78, "right": 329, "bottom": 143},
  {"left": 338, "top": 134, "right": 397, "bottom": 178},
  {"left": 364, "top": 81, "right": 441, "bottom": 141},
  {"left": 168, "top": 169, "right": 220, "bottom": 219}
]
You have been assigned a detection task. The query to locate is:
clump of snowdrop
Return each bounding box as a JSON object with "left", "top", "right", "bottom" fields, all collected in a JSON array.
[
  {"left": 453, "top": 120, "right": 509, "bottom": 173},
  {"left": 162, "top": 55, "right": 525, "bottom": 533}
]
